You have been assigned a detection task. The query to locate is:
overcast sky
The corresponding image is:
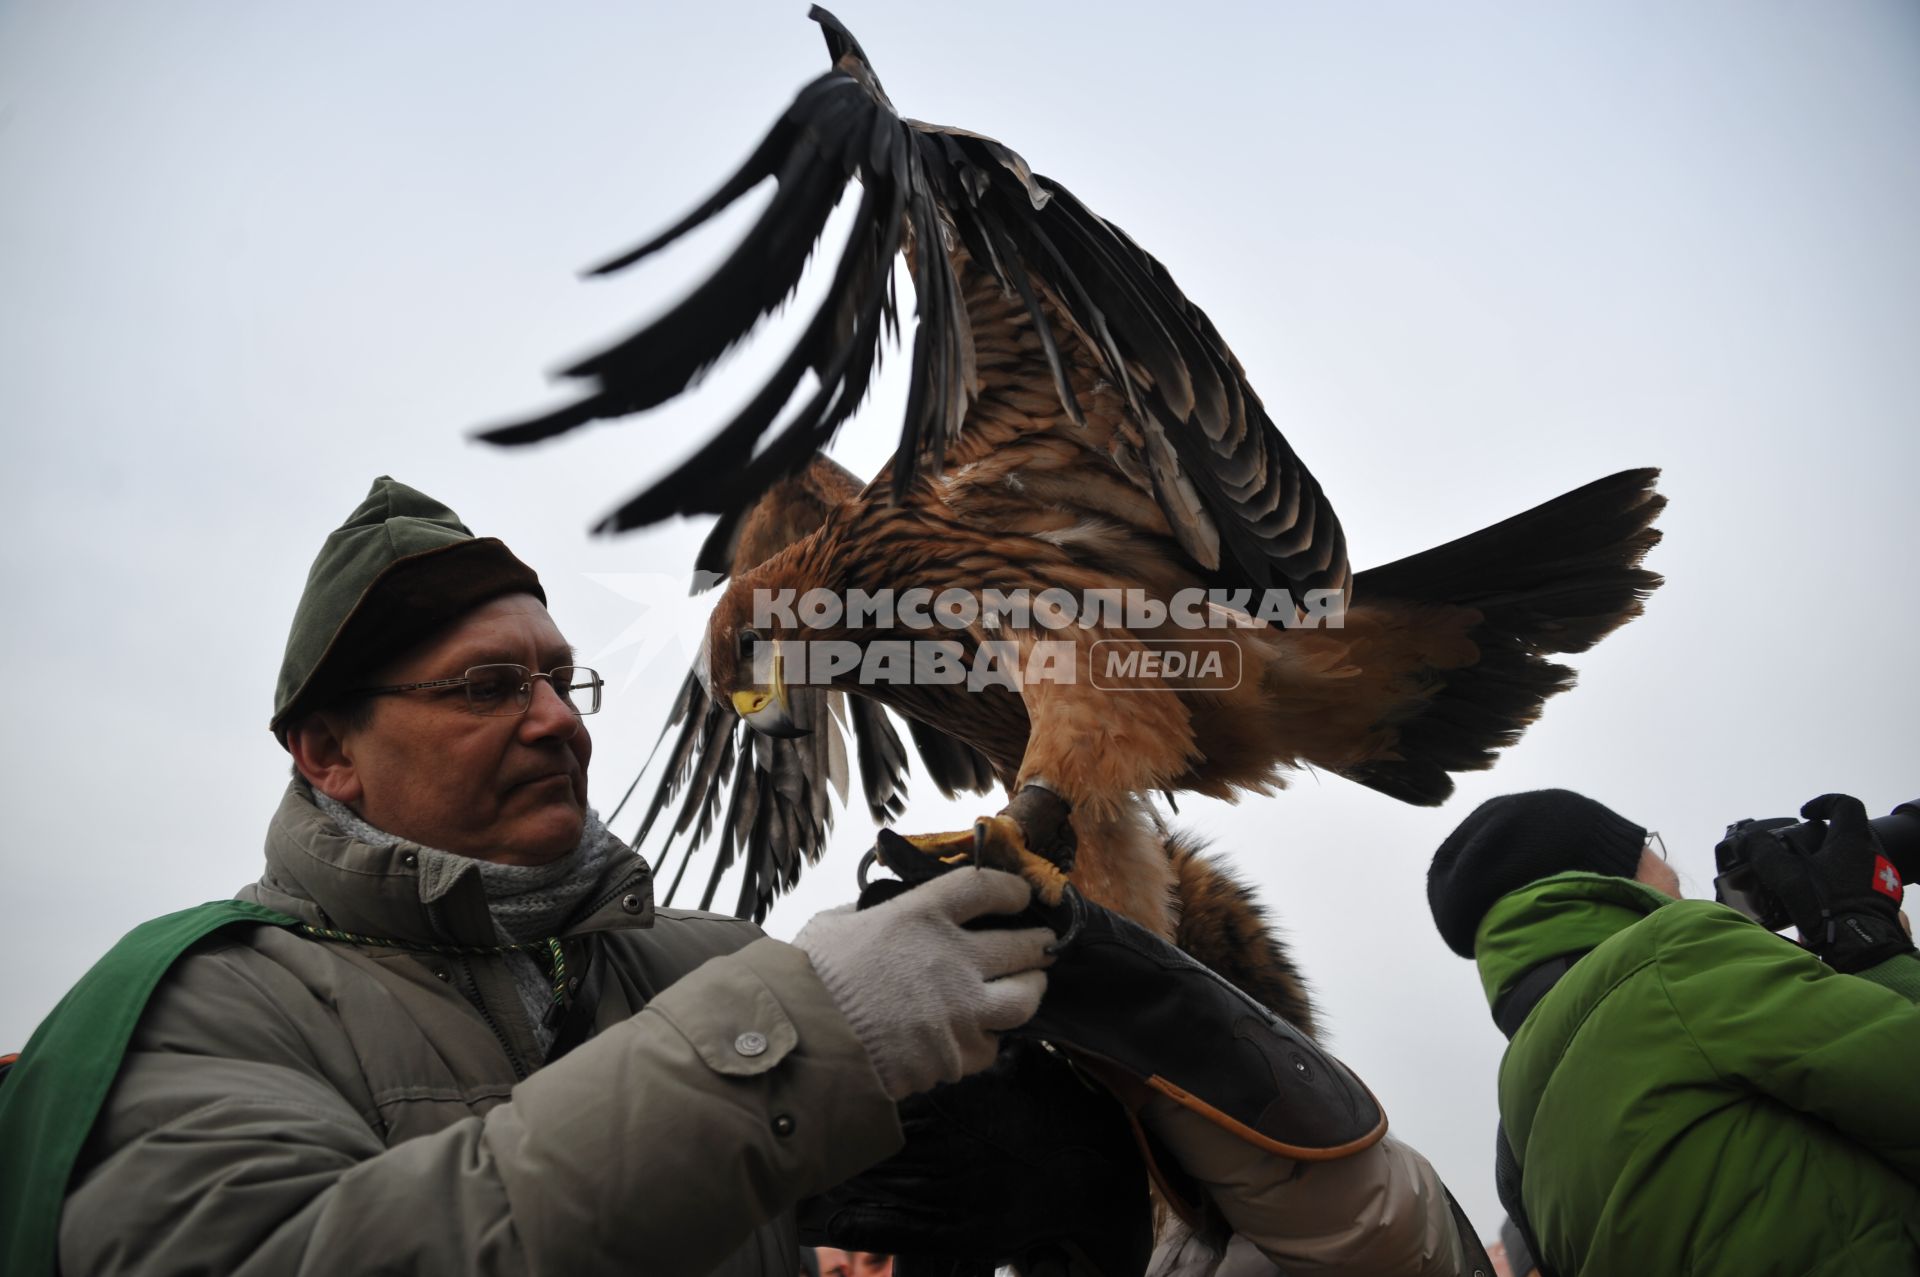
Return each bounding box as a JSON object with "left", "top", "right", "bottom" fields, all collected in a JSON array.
[{"left": 4, "top": 0, "right": 1917, "bottom": 1240}]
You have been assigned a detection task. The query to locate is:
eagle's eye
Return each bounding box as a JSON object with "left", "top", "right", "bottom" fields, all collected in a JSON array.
[{"left": 738, "top": 628, "right": 762, "bottom": 658}]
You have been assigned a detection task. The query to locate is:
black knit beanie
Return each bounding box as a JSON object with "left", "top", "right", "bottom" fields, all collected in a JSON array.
[{"left": 1427, "top": 789, "right": 1648, "bottom": 957}]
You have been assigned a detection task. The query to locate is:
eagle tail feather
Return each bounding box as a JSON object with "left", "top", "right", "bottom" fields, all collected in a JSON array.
[{"left": 1342, "top": 467, "right": 1665, "bottom": 805}]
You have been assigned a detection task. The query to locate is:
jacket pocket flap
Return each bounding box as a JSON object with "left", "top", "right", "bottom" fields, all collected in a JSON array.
[{"left": 657, "top": 967, "right": 800, "bottom": 1077}]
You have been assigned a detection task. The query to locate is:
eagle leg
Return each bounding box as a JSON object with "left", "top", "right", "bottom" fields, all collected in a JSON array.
[
  {"left": 880, "top": 820, "right": 1073, "bottom": 907},
  {"left": 999, "top": 783, "right": 1077, "bottom": 870}
]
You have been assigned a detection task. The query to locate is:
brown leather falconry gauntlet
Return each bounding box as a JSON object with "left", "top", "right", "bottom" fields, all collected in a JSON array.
[{"left": 859, "top": 830, "right": 1385, "bottom": 1219}]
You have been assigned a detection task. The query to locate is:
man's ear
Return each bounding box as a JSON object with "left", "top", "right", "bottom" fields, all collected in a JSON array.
[{"left": 287, "top": 713, "right": 364, "bottom": 805}]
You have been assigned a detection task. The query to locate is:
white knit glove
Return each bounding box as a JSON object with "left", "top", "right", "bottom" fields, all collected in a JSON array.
[{"left": 793, "top": 868, "right": 1052, "bottom": 1101}]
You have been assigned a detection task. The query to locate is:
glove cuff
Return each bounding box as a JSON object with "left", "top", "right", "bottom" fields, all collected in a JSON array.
[
  {"left": 1821, "top": 912, "right": 1916, "bottom": 974},
  {"left": 793, "top": 930, "right": 912, "bottom": 1100},
  {"left": 1017, "top": 895, "right": 1386, "bottom": 1160}
]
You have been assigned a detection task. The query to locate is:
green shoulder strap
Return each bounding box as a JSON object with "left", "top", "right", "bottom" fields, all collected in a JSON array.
[{"left": 0, "top": 900, "right": 301, "bottom": 1277}]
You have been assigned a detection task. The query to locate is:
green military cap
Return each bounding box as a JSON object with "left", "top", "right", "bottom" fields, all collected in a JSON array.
[{"left": 270, "top": 477, "right": 545, "bottom": 743}]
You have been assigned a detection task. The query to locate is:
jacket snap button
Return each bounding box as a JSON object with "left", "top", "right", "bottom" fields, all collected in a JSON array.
[
  {"left": 620, "top": 893, "right": 643, "bottom": 913},
  {"left": 772, "top": 1114, "right": 796, "bottom": 1137},
  {"left": 734, "top": 1031, "right": 768, "bottom": 1057},
  {"left": 434, "top": 968, "right": 450, "bottom": 982},
  {"left": 401, "top": 852, "right": 418, "bottom": 868}
]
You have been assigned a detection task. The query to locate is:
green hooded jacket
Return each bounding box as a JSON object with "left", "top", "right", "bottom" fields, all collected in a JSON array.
[{"left": 1475, "top": 872, "right": 1920, "bottom": 1276}]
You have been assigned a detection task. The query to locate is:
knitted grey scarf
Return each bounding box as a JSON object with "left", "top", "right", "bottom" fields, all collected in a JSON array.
[{"left": 313, "top": 789, "right": 618, "bottom": 1057}]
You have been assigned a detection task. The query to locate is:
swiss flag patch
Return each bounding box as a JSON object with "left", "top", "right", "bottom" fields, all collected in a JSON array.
[{"left": 1872, "top": 854, "right": 1904, "bottom": 902}]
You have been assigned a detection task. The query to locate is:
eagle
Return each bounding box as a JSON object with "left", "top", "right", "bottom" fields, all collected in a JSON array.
[{"left": 484, "top": 8, "right": 1663, "bottom": 993}]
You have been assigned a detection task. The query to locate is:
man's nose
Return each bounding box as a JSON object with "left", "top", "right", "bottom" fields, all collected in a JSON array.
[{"left": 519, "top": 675, "right": 582, "bottom": 741}]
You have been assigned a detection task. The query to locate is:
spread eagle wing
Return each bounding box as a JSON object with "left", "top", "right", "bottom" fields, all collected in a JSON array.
[
  {"left": 481, "top": 6, "right": 1362, "bottom": 920},
  {"left": 480, "top": 5, "right": 1348, "bottom": 599},
  {"left": 629, "top": 453, "right": 996, "bottom": 921}
]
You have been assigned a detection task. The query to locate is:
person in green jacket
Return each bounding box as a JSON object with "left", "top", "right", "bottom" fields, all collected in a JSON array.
[{"left": 1427, "top": 788, "right": 1920, "bottom": 1277}]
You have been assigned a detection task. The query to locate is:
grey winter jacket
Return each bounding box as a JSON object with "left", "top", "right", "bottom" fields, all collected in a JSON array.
[{"left": 58, "top": 781, "right": 904, "bottom": 1276}]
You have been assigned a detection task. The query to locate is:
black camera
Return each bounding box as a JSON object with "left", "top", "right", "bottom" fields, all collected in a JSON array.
[{"left": 1713, "top": 799, "right": 1920, "bottom": 930}]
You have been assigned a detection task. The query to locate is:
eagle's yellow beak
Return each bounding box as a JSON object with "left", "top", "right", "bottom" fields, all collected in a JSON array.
[{"left": 730, "top": 641, "right": 808, "bottom": 738}]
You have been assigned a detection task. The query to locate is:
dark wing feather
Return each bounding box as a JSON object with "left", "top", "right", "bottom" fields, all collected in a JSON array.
[
  {"left": 630, "top": 671, "right": 720, "bottom": 847},
  {"left": 849, "top": 696, "right": 912, "bottom": 823},
  {"left": 638, "top": 453, "right": 994, "bottom": 922},
  {"left": 905, "top": 717, "right": 999, "bottom": 799},
  {"left": 480, "top": 8, "right": 1346, "bottom": 595}
]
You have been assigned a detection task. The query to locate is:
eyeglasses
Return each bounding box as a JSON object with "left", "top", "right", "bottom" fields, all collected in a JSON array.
[
  {"left": 1646, "top": 830, "right": 1668, "bottom": 861},
  {"left": 347, "top": 664, "right": 603, "bottom": 717}
]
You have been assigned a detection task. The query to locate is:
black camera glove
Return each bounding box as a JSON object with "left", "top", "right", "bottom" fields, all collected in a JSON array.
[
  {"left": 797, "top": 1038, "right": 1151, "bottom": 1277},
  {"left": 1744, "top": 793, "right": 1914, "bottom": 972}
]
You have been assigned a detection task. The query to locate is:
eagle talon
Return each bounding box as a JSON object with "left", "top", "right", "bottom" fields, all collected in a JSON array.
[
  {"left": 973, "top": 814, "right": 1072, "bottom": 907},
  {"left": 870, "top": 827, "right": 976, "bottom": 888},
  {"left": 870, "top": 814, "right": 1072, "bottom": 906}
]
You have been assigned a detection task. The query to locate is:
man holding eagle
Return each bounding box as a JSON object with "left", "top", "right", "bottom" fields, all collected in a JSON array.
[{"left": 2, "top": 8, "right": 1660, "bottom": 1276}]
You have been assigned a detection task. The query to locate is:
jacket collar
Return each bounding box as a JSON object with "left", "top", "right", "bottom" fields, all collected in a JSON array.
[
  {"left": 251, "top": 779, "right": 656, "bottom": 946},
  {"left": 1471, "top": 871, "right": 1674, "bottom": 1011}
]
